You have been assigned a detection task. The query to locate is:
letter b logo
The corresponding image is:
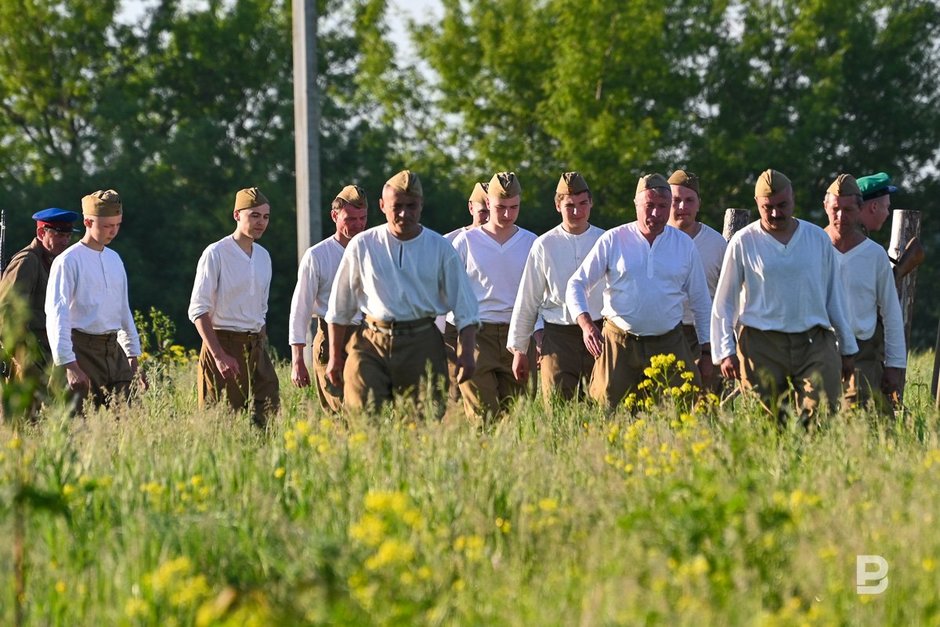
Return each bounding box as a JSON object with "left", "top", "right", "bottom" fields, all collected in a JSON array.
[{"left": 856, "top": 555, "right": 889, "bottom": 595}]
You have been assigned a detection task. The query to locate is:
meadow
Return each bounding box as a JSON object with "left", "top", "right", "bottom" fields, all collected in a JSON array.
[{"left": 1, "top": 351, "right": 939, "bottom": 626}]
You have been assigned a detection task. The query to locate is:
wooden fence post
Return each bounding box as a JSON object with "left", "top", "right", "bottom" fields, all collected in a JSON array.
[{"left": 722, "top": 208, "right": 751, "bottom": 241}]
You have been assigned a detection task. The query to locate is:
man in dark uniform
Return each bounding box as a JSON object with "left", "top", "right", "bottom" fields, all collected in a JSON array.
[{"left": 0, "top": 208, "right": 80, "bottom": 417}]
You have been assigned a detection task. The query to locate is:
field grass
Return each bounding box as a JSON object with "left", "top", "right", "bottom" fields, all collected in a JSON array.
[{"left": 1, "top": 352, "right": 939, "bottom": 625}]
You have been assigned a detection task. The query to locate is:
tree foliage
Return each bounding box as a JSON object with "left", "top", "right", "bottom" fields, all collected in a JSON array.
[{"left": 1, "top": 0, "right": 939, "bottom": 347}]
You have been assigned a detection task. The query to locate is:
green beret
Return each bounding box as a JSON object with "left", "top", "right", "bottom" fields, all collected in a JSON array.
[
  {"left": 635, "top": 173, "right": 670, "bottom": 196},
  {"left": 556, "top": 171, "right": 590, "bottom": 195},
  {"left": 469, "top": 182, "right": 489, "bottom": 204},
  {"left": 234, "top": 187, "right": 269, "bottom": 211},
  {"left": 335, "top": 184, "right": 368, "bottom": 209},
  {"left": 667, "top": 169, "right": 699, "bottom": 194},
  {"left": 826, "top": 174, "right": 861, "bottom": 198},
  {"left": 754, "top": 169, "right": 791, "bottom": 197},
  {"left": 81, "top": 189, "right": 123, "bottom": 217},
  {"left": 385, "top": 170, "right": 423, "bottom": 198},
  {"left": 857, "top": 172, "right": 898, "bottom": 201},
  {"left": 488, "top": 172, "right": 521, "bottom": 198}
]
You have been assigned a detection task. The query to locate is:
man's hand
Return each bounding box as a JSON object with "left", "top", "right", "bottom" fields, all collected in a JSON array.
[
  {"left": 455, "top": 350, "right": 476, "bottom": 384},
  {"left": 577, "top": 313, "right": 603, "bottom": 358},
  {"left": 696, "top": 356, "right": 715, "bottom": 388},
  {"left": 882, "top": 366, "right": 903, "bottom": 401},
  {"left": 533, "top": 329, "right": 544, "bottom": 367},
  {"left": 512, "top": 351, "right": 529, "bottom": 383},
  {"left": 720, "top": 355, "right": 740, "bottom": 380},
  {"left": 128, "top": 356, "right": 149, "bottom": 392},
  {"left": 212, "top": 350, "right": 241, "bottom": 381},
  {"left": 326, "top": 354, "right": 345, "bottom": 388},
  {"left": 841, "top": 354, "right": 856, "bottom": 382},
  {"left": 290, "top": 345, "right": 311, "bottom": 387},
  {"left": 64, "top": 361, "right": 90, "bottom": 394}
]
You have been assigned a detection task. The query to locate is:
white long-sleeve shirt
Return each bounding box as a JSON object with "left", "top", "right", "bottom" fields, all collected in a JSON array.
[
  {"left": 188, "top": 235, "right": 271, "bottom": 333},
  {"left": 288, "top": 237, "right": 348, "bottom": 345},
  {"left": 566, "top": 223, "right": 711, "bottom": 342},
  {"left": 45, "top": 242, "right": 141, "bottom": 365},
  {"left": 682, "top": 223, "right": 727, "bottom": 325},
  {"left": 326, "top": 225, "right": 480, "bottom": 331},
  {"left": 451, "top": 226, "right": 537, "bottom": 324},
  {"left": 507, "top": 224, "right": 605, "bottom": 353},
  {"left": 835, "top": 238, "right": 906, "bottom": 368},
  {"left": 711, "top": 219, "right": 858, "bottom": 363}
]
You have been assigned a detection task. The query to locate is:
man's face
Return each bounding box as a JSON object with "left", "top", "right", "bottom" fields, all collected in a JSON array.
[
  {"left": 84, "top": 215, "right": 123, "bottom": 246},
  {"left": 469, "top": 201, "right": 489, "bottom": 227},
  {"left": 380, "top": 187, "right": 422, "bottom": 238},
  {"left": 668, "top": 184, "right": 700, "bottom": 231},
  {"left": 556, "top": 191, "right": 592, "bottom": 231},
  {"left": 486, "top": 195, "right": 520, "bottom": 229},
  {"left": 38, "top": 225, "right": 73, "bottom": 256},
  {"left": 860, "top": 195, "right": 891, "bottom": 232},
  {"left": 824, "top": 194, "right": 861, "bottom": 235},
  {"left": 755, "top": 188, "right": 795, "bottom": 232},
  {"left": 333, "top": 204, "right": 367, "bottom": 242},
  {"left": 234, "top": 203, "right": 271, "bottom": 241},
  {"left": 635, "top": 188, "right": 671, "bottom": 238}
]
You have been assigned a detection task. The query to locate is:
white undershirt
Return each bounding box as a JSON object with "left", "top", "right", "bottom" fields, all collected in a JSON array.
[
  {"left": 567, "top": 223, "right": 711, "bottom": 342},
  {"left": 834, "top": 238, "right": 906, "bottom": 368},
  {"left": 682, "top": 223, "right": 727, "bottom": 325},
  {"left": 507, "top": 224, "right": 605, "bottom": 353},
  {"left": 188, "top": 235, "right": 271, "bottom": 333},
  {"left": 45, "top": 242, "right": 141, "bottom": 365},
  {"left": 288, "top": 237, "right": 346, "bottom": 345},
  {"left": 451, "top": 226, "right": 537, "bottom": 324},
  {"left": 326, "top": 225, "right": 480, "bottom": 331},
  {"left": 711, "top": 219, "right": 858, "bottom": 363}
]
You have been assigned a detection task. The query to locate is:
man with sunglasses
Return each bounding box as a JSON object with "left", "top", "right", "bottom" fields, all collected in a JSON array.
[{"left": 0, "top": 208, "right": 80, "bottom": 417}]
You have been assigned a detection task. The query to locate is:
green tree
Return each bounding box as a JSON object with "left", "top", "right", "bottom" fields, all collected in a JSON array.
[{"left": 0, "top": 0, "right": 404, "bottom": 353}]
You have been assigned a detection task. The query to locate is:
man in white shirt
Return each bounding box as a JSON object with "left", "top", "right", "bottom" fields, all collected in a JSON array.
[
  {"left": 442, "top": 181, "right": 489, "bottom": 403},
  {"left": 452, "top": 171, "right": 537, "bottom": 421},
  {"left": 508, "top": 171, "right": 604, "bottom": 402},
  {"left": 325, "top": 170, "right": 479, "bottom": 414},
  {"left": 188, "top": 187, "right": 279, "bottom": 427},
  {"left": 45, "top": 190, "right": 144, "bottom": 409},
  {"left": 823, "top": 173, "right": 905, "bottom": 412},
  {"left": 667, "top": 170, "right": 724, "bottom": 387},
  {"left": 288, "top": 185, "right": 368, "bottom": 412},
  {"left": 712, "top": 169, "right": 857, "bottom": 425},
  {"left": 567, "top": 174, "right": 711, "bottom": 409}
]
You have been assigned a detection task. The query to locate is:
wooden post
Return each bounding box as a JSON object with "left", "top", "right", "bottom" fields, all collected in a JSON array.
[
  {"left": 887, "top": 210, "right": 920, "bottom": 406},
  {"left": 722, "top": 208, "right": 750, "bottom": 241},
  {"left": 293, "top": 0, "right": 321, "bottom": 262},
  {"left": 888, "top": 210, "right": 921, "bottom": 346}
]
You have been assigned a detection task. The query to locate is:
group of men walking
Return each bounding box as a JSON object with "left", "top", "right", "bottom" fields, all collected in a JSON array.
[{"left": 0, "top": 166, "right": 907, "bottom": 426}]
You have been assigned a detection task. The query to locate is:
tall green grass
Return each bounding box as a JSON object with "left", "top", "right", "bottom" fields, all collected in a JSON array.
[{"left": 1, "top": 353, "right": 938, "bottom": 625}]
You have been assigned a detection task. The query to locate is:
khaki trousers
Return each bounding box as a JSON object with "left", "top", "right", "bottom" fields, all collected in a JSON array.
[
  {"left": 737, "top": 326, "right": 841, "bottom": 424},
  {"left": 199, "top": 330, "right": 280, "bottom": 426},
  {"left": 312, "top": 319, "right": 352, "bottom": 413},
  {"left": 1, "top": 335, "right": 51, "bottom": 420},
  {"left": 459, "top": 322, "right": 534, "bottom": 420},
  {"left": 589, "top": 321, "right": 699, "bottom": 409},
  {"left": 71, "top": 330, "right": 133, "bottom": 409},
  {"left": 443, "top": 322, "right": 462, "bottom": 403},
  {"left": 344, "top": 319, "right": 447, "bottom": 414},
  {"left": 844, "top": 320, "right": 889, "bottom": 412},
  {"left": 540, "top": 322, "right": 595, "bottom": 402}
]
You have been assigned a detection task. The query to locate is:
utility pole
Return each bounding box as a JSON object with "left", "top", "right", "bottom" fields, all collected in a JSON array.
[{"left": 293, "top": 0, "right": 321, "bottom": 263}]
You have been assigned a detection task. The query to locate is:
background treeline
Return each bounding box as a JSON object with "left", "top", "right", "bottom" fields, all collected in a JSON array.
[{"left": 1, "top": 0, "right": 938, "bottom": 353}]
